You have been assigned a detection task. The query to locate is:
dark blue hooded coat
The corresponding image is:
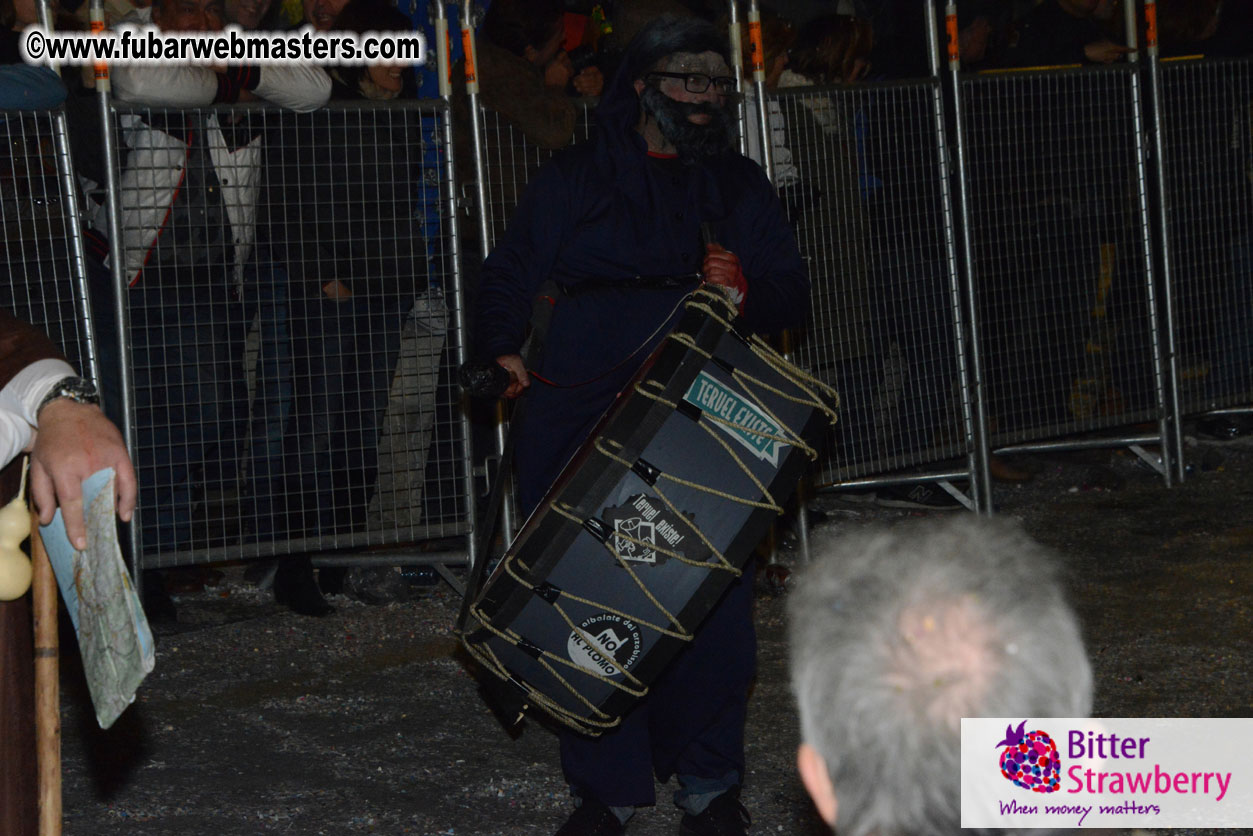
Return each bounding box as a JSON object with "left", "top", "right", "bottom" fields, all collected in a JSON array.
[
  {"left": 473, "top": 18, "right": 808, "bottom": 806},
  {"left": 475, "top": 18, "right": 809, "bottom": 516}
]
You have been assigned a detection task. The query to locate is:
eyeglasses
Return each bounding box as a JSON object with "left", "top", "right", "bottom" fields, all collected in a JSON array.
[{"left": 646, "top": 72, "right": 737, "bottom": 95}]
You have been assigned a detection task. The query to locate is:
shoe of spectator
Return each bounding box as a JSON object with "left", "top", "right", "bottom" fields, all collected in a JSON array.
[
  {"left": 554, "top": 799, "right": 627, "bottom": 836},
  {"left": 874, "top": 483, "right": 966, "bottom": 510},
  {"left": 141, "top": 569, "right": 178, "bottom": 624},
  {"left": 1194, "top": 414, "right": 1253, "bottom": 442},
  {"left": 679, "top": 788, "right": 751, "bottom": 836},
  {"left": 274, "top": 556, "right": 335, "bottom": 617}
]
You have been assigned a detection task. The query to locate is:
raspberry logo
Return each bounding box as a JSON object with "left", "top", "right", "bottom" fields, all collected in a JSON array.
[{"left": 996, "top": 720, "right": 1061, "bottom": 793}]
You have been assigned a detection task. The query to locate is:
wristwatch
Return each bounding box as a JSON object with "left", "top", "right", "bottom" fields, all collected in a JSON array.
[{"left": 36, "top": 376, "right": 101, "bottom": 417}]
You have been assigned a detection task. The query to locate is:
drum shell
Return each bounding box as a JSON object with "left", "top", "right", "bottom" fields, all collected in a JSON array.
[{"left": 465, "top": 296, "right": 832, "bottom": 733}]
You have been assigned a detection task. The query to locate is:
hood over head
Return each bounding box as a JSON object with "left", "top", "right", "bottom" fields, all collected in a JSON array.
[{"left": 594, "top": 15, "right": 733, "bottom": 164}]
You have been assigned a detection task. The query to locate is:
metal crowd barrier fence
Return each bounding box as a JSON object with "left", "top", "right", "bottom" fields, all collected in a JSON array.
[
  {"left": 472, "top": 78, "right": 980, "bottom": 512},
  {"left": 777, "top": 80, "right": 971, "bottom": 487},
  {"left": 1153, "top": 56, "right": 1253, "bottom": 421},
  {"left": 93, "top": 100, "right": 475, "bottom": 575},
  {"left": 470, "top": 74, "right": 1196, "bottom": 506},
  {"left": 955, "top": 65, "right": 1171, "bottom": 466},
  {"left": 1, "top": 107, "right": 96, "bottom": 382},
  {"left": 466, "top": 100, "right": 595, "bottom": 548},
  {"left": 17, "top": 24, "right": 1236, "bottom": 586}
]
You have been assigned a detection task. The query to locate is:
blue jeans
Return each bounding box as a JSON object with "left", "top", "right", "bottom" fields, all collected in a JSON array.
[{"left": 559, "top": 569, "right": 756, "bottom": 808}]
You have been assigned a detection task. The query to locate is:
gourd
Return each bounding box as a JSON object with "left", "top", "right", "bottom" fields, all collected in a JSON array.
[{"left": 0, "top": 458, "right": 33, "bottom": 601}]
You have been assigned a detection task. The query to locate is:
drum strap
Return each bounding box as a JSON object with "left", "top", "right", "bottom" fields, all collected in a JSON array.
[{"left": 556, "top": 273, "right": 700, "bottom": 298}]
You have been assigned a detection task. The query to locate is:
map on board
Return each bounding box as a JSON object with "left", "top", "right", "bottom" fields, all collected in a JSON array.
[{"left": 39, "top": 468, "right": 154, "bottom": 729}]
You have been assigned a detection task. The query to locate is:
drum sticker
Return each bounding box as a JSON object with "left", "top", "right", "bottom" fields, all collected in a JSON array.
[
  {"left": 601, "top": 494, "right": 690, "bottom": 567},
  {"left": 567, "top": 613, "right": 643, "bottom": 678},
  {"left": 683, "top": 370, "right": 788, "bottom": 466}
]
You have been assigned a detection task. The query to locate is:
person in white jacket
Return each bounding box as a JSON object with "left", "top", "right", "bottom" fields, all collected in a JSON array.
[{"left": 93, "top": 0, "right": 330, "bottom": 556}]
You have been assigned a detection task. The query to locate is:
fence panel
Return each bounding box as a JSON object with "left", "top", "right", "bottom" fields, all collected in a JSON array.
[
  {"left": 958, "top": 66, "right": 1164, "bottom": 447},
  {"left": 1156, "top": 57, "right": 1253, "bottom": 415},
  {"left": 778, "top": 80, "right": 968, "bottom": 485},
  {"left": 98, "top": 100, "right": 471, "bottom": 568},
  {"left": 476, "top": 101, "right": 597, "bottom": 253},
  {"left": 1, "top": 108, "right": 93, "bottom": 374}
]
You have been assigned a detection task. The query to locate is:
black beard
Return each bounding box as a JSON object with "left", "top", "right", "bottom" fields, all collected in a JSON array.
[{"left": 639, "top": 85, "right": 732, "bottom": 164}]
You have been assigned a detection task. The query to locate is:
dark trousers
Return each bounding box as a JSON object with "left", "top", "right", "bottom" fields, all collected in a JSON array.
[
  {"left": 127, "top": 285, "right": 246, "bottom": 553},
  {"left": 559, "top": 567, "right": 756, "bottom": 807},
  {"left": 863, "top": 218, "right": 957, "bottom": 452},
  {"left": 0, "top": 593, "right": 36, "bottom": 836},
  {"left": 284, "top": 292, "right": 408, "bottom": 537},
  {"left": 241, "top": 262, "right": 294, "bottom": 542},
  {"left": 514, "top": 370, "right": 757, "bottom": 809}
]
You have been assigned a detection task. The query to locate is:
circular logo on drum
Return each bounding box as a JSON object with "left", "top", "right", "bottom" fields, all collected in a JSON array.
[{"left": 567, "top": 613, "right": 643, "bottom": 678}]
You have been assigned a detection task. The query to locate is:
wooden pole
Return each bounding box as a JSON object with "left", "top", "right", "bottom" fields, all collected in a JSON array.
[{"left": 30, "top": 518, "right": 60, "bottom": 836}]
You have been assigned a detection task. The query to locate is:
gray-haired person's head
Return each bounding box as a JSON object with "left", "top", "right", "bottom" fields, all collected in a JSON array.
[{"left": 786, "top": 516, "right": 1093, "bottom": 835}]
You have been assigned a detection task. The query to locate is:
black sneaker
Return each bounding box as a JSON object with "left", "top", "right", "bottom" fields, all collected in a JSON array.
[
  {"left": 874, "top": 482, "right": 966, "bottom": 511},
  {"left": 555, "top": 799, "right": 627, "bottom": 836},
  {"left": 679, "top": 788, "right": 751, "bottom": 836}
]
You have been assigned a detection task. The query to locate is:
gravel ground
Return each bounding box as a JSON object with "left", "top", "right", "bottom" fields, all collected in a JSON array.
[{"left": 56, "top": 433, "right": 1253, "bottom": 835}]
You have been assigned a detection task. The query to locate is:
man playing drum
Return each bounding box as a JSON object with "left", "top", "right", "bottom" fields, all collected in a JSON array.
[{"left": 474, "top": 16, "right": 808, "bottom": 836}]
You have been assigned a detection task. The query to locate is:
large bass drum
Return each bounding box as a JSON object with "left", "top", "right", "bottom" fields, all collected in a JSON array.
[{"left": 462, "top": 287, "right": 839, "bottom": 736}]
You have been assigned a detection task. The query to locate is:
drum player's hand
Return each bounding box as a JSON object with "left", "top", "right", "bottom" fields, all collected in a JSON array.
[
  {"left": 702, "top": 243, "right": 747, "bottom": 311},
  {"left": 495, "top": 354, "right": 530, "bottom": 399}
]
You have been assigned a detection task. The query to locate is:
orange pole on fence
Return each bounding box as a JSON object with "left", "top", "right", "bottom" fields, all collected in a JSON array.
[
  {"left": 460, "top": 7, "right": 479, "bottom": 96},
  {"left": 30, "top": 518, "right": 60, "bottom": 836},
  {"left": 89, "top": 0, "right": 109, "bottom": 92},
  {"left": 746, "top": 9, "right": 764, "bottom": 78},
  {"left": 944, "top": 2, "right": 960, "bottom": 69}
]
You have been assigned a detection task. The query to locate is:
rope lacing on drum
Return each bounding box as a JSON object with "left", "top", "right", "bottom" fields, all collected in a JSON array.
[
  {"left": 632, "top": 379, "right": 787, "bottom": 513},
  {"left": 680, "top": 292, "right": 840, "bottom": 432},
  {"left": 500, "top": 526, "right": 695, "bottom": 642},
  {"left": 549, "top": 502, "right": 698, "bottom": 638},
  {"left": 461, "top": 287, "right": 841, "bottom": 736},
  {"left": 461, "top": 624, "right": 631, "bottom": 731}
]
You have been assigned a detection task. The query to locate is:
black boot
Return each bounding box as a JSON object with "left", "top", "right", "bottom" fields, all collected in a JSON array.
[
  {"left": 141, "top": 569, "right": 177, "bottom": 624},
  {"left": 679, "top": 788, "right": 751, "bottom": 836},
  {"left": 554, "top": 799, "right": 626, "bottom": 836},
  {"left": 273, "top": 556, "right": 334, "bottom": 617}
]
